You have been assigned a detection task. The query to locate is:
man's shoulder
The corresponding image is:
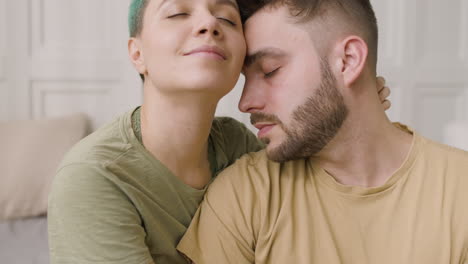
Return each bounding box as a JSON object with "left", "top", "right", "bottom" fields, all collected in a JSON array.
[
  {"left": 206, "top": 150, "right": 271, "bottom": 197},
  {"left": 217, "top": 150, "right": 277, "bottom": 177},
  {"left": 417, "top": 135, "right": 468, "bottom": 195},
  {"left": 210, "top": 150, "right": 308, "bottom": 195},
  {"left": 421, "top": 135, "right": 468, "bottom": 166}
]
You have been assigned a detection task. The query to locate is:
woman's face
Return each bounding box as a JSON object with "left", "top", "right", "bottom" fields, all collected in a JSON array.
[{"left": 133, "top": 0, "right": 246, "bottom": 98}]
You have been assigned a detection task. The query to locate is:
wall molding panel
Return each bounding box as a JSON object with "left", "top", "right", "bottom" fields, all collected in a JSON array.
[
  {"left": 460, "top": 0, "right": 468, "bottom": 63},
  {"left": 373, "top": 0, "right": 405, "bottom": 68},
  {"left": 0, "top": 0, "right": 8, "bottom": 121},
  {"left": 413, "top": 84, "right": 467, "bottom": 141},
  {"left": 414, "top": 0, "right": 466, "bottom": 67},
  {"left": 30, "top": 0, "right": 121, "bottom": 81},
  {"left": 3, "top": 1, "right": 142, "bottom": 126},
  {"left": 0, "top": 59, "right": 5, "bottom": 81},
  {"left": 0, "top": 0, "right": 6, "bottom": 81},
  {"left": 31, "top": 80, "right": 116, "bottom": 128}
]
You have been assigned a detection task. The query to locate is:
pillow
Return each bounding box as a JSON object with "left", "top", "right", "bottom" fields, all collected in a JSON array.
[{"left": 0, "top": 113, "right": 90, "bottom": 221}]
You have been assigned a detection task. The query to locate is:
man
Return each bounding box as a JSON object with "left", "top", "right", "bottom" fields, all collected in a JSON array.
[{"left": 177, "top": 0, "right": 468, "bottom": 263}]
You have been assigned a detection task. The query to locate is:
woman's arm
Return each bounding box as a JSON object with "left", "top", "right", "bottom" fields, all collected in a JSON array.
[{"left": 48, "top": 164, "right": 155, "bottom": 264}]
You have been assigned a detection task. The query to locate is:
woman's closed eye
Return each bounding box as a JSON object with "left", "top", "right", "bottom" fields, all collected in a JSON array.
[
  {"left": 167, "top": 12, "right": 237, "bottom": 26},
  {"left": 216, "top": 17, "right": 237, "bottom": 26},
  {"left": 167, "top": 13, "right": 189, "bottom": 18}
]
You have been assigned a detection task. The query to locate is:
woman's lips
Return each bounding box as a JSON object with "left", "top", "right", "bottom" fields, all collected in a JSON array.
[
  {"left": 188, "top": 51, "right": 225, "bottom": 60},
  {"left": 184, "top": 45, "right": 227, "bottom": 60}
]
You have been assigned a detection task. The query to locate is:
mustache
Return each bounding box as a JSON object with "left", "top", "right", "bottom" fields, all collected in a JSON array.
[{"left": 250, "top": 112, "right": 283, "bottom": 125}]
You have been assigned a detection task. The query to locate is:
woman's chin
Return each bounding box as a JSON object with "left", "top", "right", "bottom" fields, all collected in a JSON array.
[{"left": 180, "top": 74, "right": 236, "bottom": 93}]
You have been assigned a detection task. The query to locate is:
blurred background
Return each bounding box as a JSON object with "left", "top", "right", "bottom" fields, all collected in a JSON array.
[{"left": 0, "top": 0, "right": 467, "bottom": 263}]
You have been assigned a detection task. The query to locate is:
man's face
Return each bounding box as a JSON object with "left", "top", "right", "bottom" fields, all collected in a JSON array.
[
  {"left": 136, "top": 0, "right": 246, "bottom": 96},
  {"left": 240, "top": 6, "right": 348, "bottom": 162}
]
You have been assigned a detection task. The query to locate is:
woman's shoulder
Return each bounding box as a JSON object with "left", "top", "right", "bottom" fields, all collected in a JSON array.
[{"left": 210, "top": 117, "right": 264, "bottom": 173}]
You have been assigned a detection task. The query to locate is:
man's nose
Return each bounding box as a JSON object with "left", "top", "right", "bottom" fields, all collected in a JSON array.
[{"left": 238, "top": 80, "right": 265, "bottom": 113}]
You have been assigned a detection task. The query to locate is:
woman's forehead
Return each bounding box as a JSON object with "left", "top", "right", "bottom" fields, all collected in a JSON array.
[{"left": 154, "top": 0, "right": 239, "bottom": 10}]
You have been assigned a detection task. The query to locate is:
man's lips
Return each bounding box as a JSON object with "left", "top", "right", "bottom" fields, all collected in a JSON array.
[
  {"left": 184, "top": 45, "right": 227, "bottom": 60},
  {"left": 254, "top": 123, "right": 275, "bottom": 138}
]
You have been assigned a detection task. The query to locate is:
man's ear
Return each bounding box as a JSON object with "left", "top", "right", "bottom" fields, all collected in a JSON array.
[
  {"left": 128, "top": 38, "right": 147, "bottom": 75},
  {"left": 334, "top": 36, "right": 368, "bottom": 87}
]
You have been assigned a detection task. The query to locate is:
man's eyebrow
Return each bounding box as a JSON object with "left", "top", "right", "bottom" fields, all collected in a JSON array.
[{"left": 244, "top": 48, "right": 286, "bottom": 68}]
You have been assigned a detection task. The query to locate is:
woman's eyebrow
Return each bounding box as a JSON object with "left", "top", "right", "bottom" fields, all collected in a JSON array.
[
  {"left": 157, "top": 0, "right": 176, "bottom": 11},
  {"left": 215, "top": 0, "right": 239, "bottom": 10},
  {"left": 158, "top": 0, "right": 239, "bottom": 11}
]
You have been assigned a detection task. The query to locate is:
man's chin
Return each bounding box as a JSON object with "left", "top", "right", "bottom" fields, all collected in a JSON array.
[
  {"left": 260, "top": 137, "right": 270, "bottom": 145},
  {"left": 265, "top": 138, "right": 315, "bottom": 163},
  {"left": 265, "top": 142, "right": 288, "bottom": 163}
]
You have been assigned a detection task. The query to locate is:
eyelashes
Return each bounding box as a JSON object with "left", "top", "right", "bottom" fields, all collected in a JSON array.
[
  {"left": 167, "top": 13, "right": 237, "bottom": 26},
  {"left": 167, "top": 13, "right": 189, "bottom": 18},
  {"left": 264, "top": 67, "right": 281, "bottom": 78},
  {"left": 217, "top": 17, "right": 236, "bottom": 26}
]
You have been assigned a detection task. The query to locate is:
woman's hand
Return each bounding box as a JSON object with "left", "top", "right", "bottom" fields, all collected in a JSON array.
[{"left": 377, "top": 76, "right": 391, "bottom": 110}]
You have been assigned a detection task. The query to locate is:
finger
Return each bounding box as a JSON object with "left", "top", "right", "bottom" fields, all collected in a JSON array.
[
  {"left": 379, "top": 86, "right": 391, "bottom": 101},
  {"left": 382, "top": 100, "right": 391, "bottom": 110},
  {"left": 376, "top": 76, "right": 386, "bottom": 89}
]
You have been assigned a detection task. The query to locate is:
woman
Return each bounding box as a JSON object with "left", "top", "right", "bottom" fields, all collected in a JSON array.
[{"left": 47, "top": 0, "right": 390, "bottom": 263}]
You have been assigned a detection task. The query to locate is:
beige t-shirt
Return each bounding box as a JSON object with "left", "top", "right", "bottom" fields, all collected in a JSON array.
[
  {"left": 48, "top": 107, "right": 264, "bottom": 264},
  {"left": 178, "top": 128, "right": 468, "bottom": 264}
]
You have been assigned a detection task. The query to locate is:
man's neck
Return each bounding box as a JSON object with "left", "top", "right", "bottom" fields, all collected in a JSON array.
[
  {"left": 315, "top": 97, "right": 413, "bottom": 188},
  {"left": 140, "top": 84, "right": 220, "bottom": 189}
]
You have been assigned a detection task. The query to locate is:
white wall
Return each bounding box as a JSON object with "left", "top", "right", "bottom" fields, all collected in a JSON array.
[
  {"left": 373, "top": 0, "right": 468, "bottom": 147},
  {"left": 0, "top": 0, "right": 142, "bottom": 129},
  {"left": 1, "top": 0, "right": 467, "bottom": 149}
]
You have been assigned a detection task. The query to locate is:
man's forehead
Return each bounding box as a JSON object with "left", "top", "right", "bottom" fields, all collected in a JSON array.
[
  {"left": 243, "top": 9, "right": 289, "bottom": 54},
  {"left": 245, "top": 3, "right": 291, "bottom": 23},
  {"left": 244, "top": 5, "right": 289, "bottom": 41}
]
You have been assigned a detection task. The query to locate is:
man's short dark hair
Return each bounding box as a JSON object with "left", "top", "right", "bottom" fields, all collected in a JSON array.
[{"left": 237, "top": 0, "right": 379, "bottom": 69}]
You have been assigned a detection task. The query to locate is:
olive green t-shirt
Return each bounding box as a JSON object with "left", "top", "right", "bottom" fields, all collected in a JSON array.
[{"left": 48, "top": 107, "right": 263, "bottom": 264}]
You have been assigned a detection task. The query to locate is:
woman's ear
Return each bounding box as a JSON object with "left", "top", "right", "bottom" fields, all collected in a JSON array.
[
  {"left": 128, "top": 38, "right": 147, "bottom": 75},
  {"left": 336, "top": 36, "right": 368, "bottom": 87}
]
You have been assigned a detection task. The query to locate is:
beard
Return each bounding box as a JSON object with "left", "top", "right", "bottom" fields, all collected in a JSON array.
[{"left": 251, "top": 58, "right": 348, "bottom": 163}]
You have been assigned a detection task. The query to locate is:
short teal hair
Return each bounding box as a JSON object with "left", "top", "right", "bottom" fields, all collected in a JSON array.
[
  {"left": 129, "top": 0, "right": 150, "bottom": 81},
  {"left": 128, "top": 0, "right": 150, "bottom": 37}
]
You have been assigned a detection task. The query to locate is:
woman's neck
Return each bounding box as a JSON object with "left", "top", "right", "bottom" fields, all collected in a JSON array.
[{"left": 140, "top": 84, "right": 221, "bottom": 189}]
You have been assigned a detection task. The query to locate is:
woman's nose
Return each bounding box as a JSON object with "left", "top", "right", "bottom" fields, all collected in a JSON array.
[
  {"left": 195, "top": 16, "right": 223, "bottom": 39},
  {"left": 198, "top": 28, "right": 220, "bottom": 37}
]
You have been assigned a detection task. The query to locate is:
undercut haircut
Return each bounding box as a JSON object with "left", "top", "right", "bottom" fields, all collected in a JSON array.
[
  {"left": 128, "top": 0, "right": 150, "bottom": 81},
  {"left": 129, "top": 0, "right": 150, "bottom": 38},
  {"left": 237, "top": 0, "right": 379, "bottom": 70}
]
